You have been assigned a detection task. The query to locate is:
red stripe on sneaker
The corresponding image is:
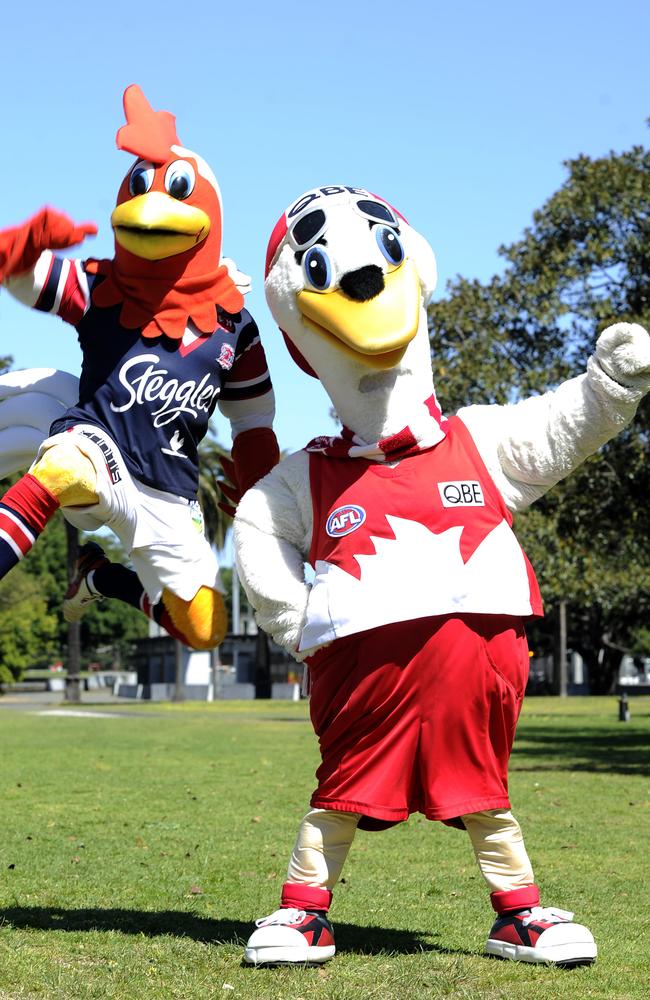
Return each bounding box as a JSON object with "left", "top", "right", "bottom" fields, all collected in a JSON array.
[
  {"left": 491, "top": 885, "right": 540, "bottom": 914},
  {"left": 281, "top": 882, "right": 333, "bottom": 911}
]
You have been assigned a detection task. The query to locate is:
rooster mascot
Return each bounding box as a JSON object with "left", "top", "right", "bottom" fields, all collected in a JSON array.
[
  {"left": 234, "top": 185, "right": 650, "bottom": 965},
  {"left": 0, "top": 86, "right": 278, "bottom": 647}
]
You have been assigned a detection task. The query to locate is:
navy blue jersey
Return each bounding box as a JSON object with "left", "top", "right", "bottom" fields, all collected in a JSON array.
[{"left": 34, "top": 259, "right": 274, "bottom": 499}]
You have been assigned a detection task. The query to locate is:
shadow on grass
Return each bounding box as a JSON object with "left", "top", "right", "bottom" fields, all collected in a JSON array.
[
  {"left": 513, "top": 724, "right": 650, "bottom": 776},
  {"left": 0, "top": 906, "right": 472, "bottom": 956}
]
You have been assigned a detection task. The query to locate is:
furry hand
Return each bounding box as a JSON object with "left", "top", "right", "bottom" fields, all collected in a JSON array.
[
  {"left": 0, "top": 207, "right": 97, "bottom": 282},
  {"left": 595, "top": 322, "right": 650, "bottom": 393}
]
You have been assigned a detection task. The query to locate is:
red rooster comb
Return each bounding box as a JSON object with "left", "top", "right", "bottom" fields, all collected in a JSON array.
[{"left": 116, "top": 85, "right": 180, "bottom": 164}]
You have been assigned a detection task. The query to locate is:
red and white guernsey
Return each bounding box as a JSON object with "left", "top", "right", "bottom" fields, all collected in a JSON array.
[{"left": 299, "top": 416, "right": 542, "bottom": 651}]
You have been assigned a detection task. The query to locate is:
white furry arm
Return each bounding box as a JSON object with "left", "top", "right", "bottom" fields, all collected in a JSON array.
[
  {"left": 459, "top": 322, "right": 649, "bottom": 511},
  {"left": 233, "top": 450, "right": 314, "bottom": 658}
]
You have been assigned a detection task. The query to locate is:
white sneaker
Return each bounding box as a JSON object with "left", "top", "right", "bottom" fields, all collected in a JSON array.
[
  {"left": 486, "top": 905, "right": 597, "bottom": 966},
  {"left": 243, "top": 907, "right": 336, "bottom": 966},
  {"left": 63, "top": 542, "right": 108, "bottom": 623}
]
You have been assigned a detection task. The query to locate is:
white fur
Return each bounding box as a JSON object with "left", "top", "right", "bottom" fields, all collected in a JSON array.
[
  {"left": 0, "top": 367, "right": 80, "bottom": 477},
  {"left": 265, "top": 204, "right": 437, "bottom": 444}
]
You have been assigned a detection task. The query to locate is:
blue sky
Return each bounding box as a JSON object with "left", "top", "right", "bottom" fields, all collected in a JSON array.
[{"left": 0, "top": 0, "right": 648, "bottom": 454}]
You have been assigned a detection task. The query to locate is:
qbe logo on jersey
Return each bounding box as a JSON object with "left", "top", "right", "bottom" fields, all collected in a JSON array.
[
  {"left": 438, "top": 481, "right": 485, "bottom": 507},
  {"left": 326, "top": 504, "right": 367, "bottom": 537}
]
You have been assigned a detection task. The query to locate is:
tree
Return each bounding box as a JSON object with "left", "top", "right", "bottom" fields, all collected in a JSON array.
[
  {"left": 428, "top": 132, "right": 650, "bottom": 692},
  {"left": 197, "top": 429, "right": 232, "bottom": 551},
  {"left": 0, "top": 565, "right": 58, "bottom": 682}
]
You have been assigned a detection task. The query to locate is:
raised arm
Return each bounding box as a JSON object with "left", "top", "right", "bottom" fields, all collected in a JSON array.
[
  {"left": 459, "top": 322, "right": 650, "bottom": 511},
  {"left": 0, "top": 208, "right": 97, "bottom": 324}
]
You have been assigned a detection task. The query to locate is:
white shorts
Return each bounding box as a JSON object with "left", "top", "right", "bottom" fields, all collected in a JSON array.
[{"left": 34, "top": 424, "right": 222, "bottom": 605}]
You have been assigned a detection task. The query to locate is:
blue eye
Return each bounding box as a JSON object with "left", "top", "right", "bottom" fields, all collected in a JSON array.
[
  {"left": 303, "top": 246, "right": 332, "bottom": 291},
  {"left": 165, "top": 160, "right": 196, "bottom": 200},
  {"left": 129, "top": 162, "right": 155, "bottom": 196},
  {"left": 375, "top": 225, "right": 404, "bottom": 266}
]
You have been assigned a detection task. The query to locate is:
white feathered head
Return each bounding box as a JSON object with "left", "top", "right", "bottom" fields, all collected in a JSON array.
[{"left": 264, "top": 185, "right": 437, "bottom": 380}]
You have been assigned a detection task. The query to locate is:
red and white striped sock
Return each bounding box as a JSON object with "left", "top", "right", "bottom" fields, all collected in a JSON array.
[{"left": 0, "top": 474, "right": 59, "bottom": 578}]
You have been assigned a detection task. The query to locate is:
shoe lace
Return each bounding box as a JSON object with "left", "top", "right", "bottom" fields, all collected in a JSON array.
[
  {"left": 522, "top": 906, "right": 574, "bottom": 926},
  {"left": 255, "top": 907, "right": 307, "bottom": 928}
]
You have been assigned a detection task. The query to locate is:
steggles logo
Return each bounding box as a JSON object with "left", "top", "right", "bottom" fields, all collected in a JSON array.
[{"left": 110, "top": 354, "right": 220, "bottom": 428}]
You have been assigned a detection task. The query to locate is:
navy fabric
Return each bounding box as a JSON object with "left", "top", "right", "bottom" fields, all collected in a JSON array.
[{"left": 50, "top": 298, "right": 267, "bottom": 500}]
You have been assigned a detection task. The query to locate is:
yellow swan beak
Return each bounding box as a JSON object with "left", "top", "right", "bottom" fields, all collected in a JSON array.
[{"left": 296, "top": 259, "right": 421, "bottom": 369}]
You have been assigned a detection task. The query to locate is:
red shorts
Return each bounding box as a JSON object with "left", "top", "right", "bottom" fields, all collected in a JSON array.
[{"left": 307, "top": 615, "right": 529, "bottom": 824}]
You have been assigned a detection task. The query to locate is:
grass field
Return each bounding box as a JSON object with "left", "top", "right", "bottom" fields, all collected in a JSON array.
[{"left": 1, "top": 695, "right": 649, "bottom": 1000}]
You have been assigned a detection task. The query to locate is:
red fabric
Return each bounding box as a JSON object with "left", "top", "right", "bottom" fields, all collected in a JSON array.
[
  {"left": 306, "top": 614, "right": 530, "bottom": 823},
  {"left": 281, "top": 882, "right": 333, "bottom": 912},
  {"left": 0, "top": 208, "right": 97, "bottom": 283},
  {"left": 232, "top": 427, "right": 280, "bottom": 495},
  {"left": 116, "top": 85, "right": 180, "bottom": 164},
  {"left": 491, "top": 884, "right": 540, "bottom": 914},
  {"left": 218, "top": 429, "right": 280, "bottom": 518},
  {"left": 2, "top": 474, "right": 60, "bottom": 533},
  {"left": 307, "top": 416, "right": 540, "bottom": 599},
  {"left": 88, "top": 256, "right": 243, "bottom": 340},
  {"left": 59, "top": 261, "right": 88, "bottom": 326},
  {"left": 492, "top": 922, "right": 526, "bottom": 946}
]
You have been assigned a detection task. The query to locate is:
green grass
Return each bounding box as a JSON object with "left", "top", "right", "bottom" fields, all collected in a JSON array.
[{"left": 1, "top": 696, "right": 649, "bottom": 999}]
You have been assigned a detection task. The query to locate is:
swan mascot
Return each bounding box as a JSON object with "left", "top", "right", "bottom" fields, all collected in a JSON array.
[{"left": 234, "top": 184, "right": 650, "bottom": 967}]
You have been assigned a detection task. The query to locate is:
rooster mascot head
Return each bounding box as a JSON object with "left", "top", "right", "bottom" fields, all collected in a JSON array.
[{"left": 89, "top": 85, "right": 243, "bottom": 340}]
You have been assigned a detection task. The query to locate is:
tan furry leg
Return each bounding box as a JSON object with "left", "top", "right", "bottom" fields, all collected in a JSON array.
[
  {"left": 31, "top": 443, "right": 99, "bottom": 506},
  {"left": 162, "top": 586, "right": 228, "bottom": 650},
  {"left": 287, "top": 809, "right": 360, "bottom": 889},
  {"left": 462, "top": 809, "right": 535, "bottom": 893}
]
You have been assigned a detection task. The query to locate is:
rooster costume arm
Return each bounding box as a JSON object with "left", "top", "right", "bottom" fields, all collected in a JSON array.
[
  {"left": 0, "top": 209, "right": 97, "bottom": 325},
  {"left": 0, "top": 208, "right": 96, "bottom": 285}
]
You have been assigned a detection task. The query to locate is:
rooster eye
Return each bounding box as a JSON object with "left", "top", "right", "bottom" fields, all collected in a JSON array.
[
  {"left": 129, "top": 161, "right": 155, "bottom": 196},
  {"left": 375, "top": 226, "right": 404, "bottom": 266},
  {"left": 165, "top": 160, "right": 196, "bottom": 200},
  {"left": 303, "top": 246, "right": 332, "bottom": 291}
]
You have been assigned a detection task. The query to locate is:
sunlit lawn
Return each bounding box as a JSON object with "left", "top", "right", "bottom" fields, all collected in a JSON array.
[{"left": 1, "top": 695, "right": 649, "bottom": 999}]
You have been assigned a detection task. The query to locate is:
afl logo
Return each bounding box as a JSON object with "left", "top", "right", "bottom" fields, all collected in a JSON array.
[{"left": 326, "top": 504, "right": 366, "bottom": 537}]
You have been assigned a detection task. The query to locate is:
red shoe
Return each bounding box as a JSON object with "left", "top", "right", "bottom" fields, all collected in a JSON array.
[
  {"left": 486, "top": 905, "right": 597, "bottom": 966},
  {"left": 63, "top": 542, "right": 109, "bottom": 622},
  {"left": 243, "top": 907, "right": 336, "bottom": 966}
]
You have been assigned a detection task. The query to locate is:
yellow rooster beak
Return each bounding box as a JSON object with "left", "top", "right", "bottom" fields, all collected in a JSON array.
[{"left": 112, "top": 192, "right": 210, "bottom": 260}]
